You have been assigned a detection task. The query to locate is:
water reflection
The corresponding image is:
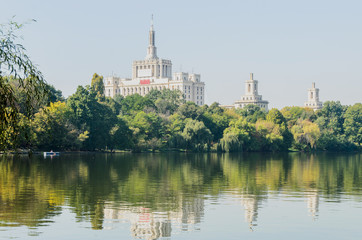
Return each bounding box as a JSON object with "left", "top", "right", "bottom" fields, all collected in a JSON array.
[
  {"left": 103, "top": 196, "right": 204, "bottom": 239},
  {"left": 306, "top": 190, "right": 319, "bottom": 219},
  {"left": 0, "top": 152, "right": 361, "bottom": 238}
]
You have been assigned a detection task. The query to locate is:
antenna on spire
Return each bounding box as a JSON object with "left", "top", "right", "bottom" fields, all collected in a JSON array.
[{"left": 151, "top": 14, "right": 154, "bottom": 29}]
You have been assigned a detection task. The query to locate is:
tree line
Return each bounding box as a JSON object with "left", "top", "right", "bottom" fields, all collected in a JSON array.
[
  {"left": 1, "top": 73, "right": 361, "bottom": 152},
  {"left": 1, "top": 21, "right": 360, "bottom": 153}
]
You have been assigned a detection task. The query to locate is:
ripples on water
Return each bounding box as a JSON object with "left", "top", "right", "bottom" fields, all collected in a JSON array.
[{"left": 0, "top": 152, "right": 362, "bottom": 239}]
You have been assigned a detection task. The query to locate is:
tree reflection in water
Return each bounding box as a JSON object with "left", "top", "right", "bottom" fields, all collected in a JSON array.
[{"left": 0, "top": 152, "right": 361, "bottom": 238}]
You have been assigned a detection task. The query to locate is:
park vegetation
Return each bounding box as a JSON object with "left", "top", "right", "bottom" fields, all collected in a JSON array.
[
  {"left": 1, "top": 73, "right": 361, "bottom": 153},
  {"left": 1, "top": 21, "right": 361, "bottom": 153}
]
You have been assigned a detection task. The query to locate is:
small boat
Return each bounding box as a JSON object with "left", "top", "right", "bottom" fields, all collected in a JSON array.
[{"left": 43, "top": 152, "right": 60, "bottom": 157}]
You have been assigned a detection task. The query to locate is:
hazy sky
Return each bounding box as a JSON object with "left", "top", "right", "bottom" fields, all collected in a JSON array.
[{"left": 1, "top": 0, "right": 361, "bottom": 108}]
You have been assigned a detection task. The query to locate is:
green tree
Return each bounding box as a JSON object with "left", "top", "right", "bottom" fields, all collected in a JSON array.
[
  {"left": 1, "top": 20, "right": 47, "bottom": 150},
  {"left": 255, "top": 120, "right": 285, "bottom": 151},
  {"left": 32, "top": 102, "right": 82, "bottom": 150},
  {"left": 220, "top": 117, "right": 257, "bottom": 152},
  {"left": 119, "top": 94, "right": 155, "bottom": 114},
  {"left": 290, "top": 120, "right": 321, "bottom": 151},
  {"left": 281, "top": 106, "right": 316, "bottom": 127},
  {"left": 343, "top": 103, "right": 362, "bottom": 145},
  {"left": 108, "top": 116, "right": 132, "bottom": 151},
  {"left": 265, "top": 108, "right": 293, "bottom": 150},
  {"left": 67, "top": 86, "right": 116, "bottom": 150},
  {"left": 315, "top": 101, "right": 352, "bottom": 150},
  {"left": 236, "top": 104, "right": 266, "bottom": 123},
  {"left": 90, "top": 73, "right": 105, "bottom": 100},
  {"left": 124, "top": 111, "right": 166, "bottom": 151},
  {"left": 201, "top": 104, "right": 230, "bottom": 142},
  {"left": 7, "top": 77, "right": 63, "bottom": 114},
  {"left": 145, "top": 88, "right": 184, "bottom": 115},
  {"left": 178, "top": 102, "right": 203, "bottom": 120},
  {"left": 266, "top": 108, "right": 287, "bottom": 125},
  {"left": 103, "top": 97, "right": 122, "bottom": 115},
  {"left": 316, "top": 101, "right": 346, "bottom": 135},
  {"left": 218, "top": 132, "right": 243, "bottom": 152},
  {"left": 181, "top": 119, "right": 212, "bottom": 151}
]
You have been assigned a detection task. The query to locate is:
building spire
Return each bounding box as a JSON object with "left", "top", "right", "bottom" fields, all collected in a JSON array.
[{"left": 146, "top": 14, "right": 158, "bottom": 59}]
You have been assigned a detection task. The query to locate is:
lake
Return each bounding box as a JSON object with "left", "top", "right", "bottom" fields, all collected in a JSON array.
[{"left": 0, "top": 152, "right": 362, "bottom": 239}]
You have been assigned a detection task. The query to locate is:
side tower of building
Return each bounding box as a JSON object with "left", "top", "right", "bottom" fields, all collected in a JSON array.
[
  {"left": 304, "top": 82, "right": 322, "bottom": 110},
  {"left": 233, "top": 73, "right": 269, "bottom": 111}
]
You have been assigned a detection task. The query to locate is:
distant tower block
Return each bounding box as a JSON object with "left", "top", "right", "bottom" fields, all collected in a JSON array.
[
  {"left": 304, "top": 82, "right": 322, "bottom": 110},
  {"left": 233, "top": 73, "right": 269, "bottom": 111}
]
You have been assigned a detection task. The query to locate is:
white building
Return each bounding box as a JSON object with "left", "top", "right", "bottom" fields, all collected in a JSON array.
[
  {"left": 304, "top": 82, "right": 322, "bottom": 110},
  {"left": 104, "top": 19, "right": 205, "bottom": 106},
  {"left": 233, "top": 73, "right": 269, "bottom": 111}
]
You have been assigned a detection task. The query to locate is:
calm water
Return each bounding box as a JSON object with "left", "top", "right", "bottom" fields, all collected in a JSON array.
[{"left": 0, "top": 152, "right": 362, "bottom": 239}]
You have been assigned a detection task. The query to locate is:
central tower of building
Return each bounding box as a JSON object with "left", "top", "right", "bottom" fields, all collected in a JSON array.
[
  {"left": 145, "top": 16, "right": 157, "bottom": 60},
  {"left": 104, "top": 17, "right": 205, "bottom": 105},
  {"left": 131, "top": 17, "right": 172, "bottom": 79}
]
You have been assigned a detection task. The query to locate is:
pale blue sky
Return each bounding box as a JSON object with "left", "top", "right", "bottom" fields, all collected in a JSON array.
[{"left": 1, "top": 0, "right": 361, "bottom": 108}]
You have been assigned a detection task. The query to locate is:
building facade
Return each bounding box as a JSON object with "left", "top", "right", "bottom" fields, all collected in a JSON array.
[
  {"left": 304, "top": 82, "right": 322, "bottom": 110},
  {"left": 233, "top": 73, "right": 269, "bottom": 111},
  {"left": 104, "top": 20, "right": 205, "bottom": 105}
]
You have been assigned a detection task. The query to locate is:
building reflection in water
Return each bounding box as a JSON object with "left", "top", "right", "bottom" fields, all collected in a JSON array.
[
  {"left": 239, "top": 190, "right": 320, "bottom": 231},
  {"left": 306, "top": 190, "right": 319, "bottom": 220},
  {"left": 103, "top": 196, "right": 204, "bottom": 239},
  {"left": 240, "top": 195, "right": 263, "bottom": 231}
]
